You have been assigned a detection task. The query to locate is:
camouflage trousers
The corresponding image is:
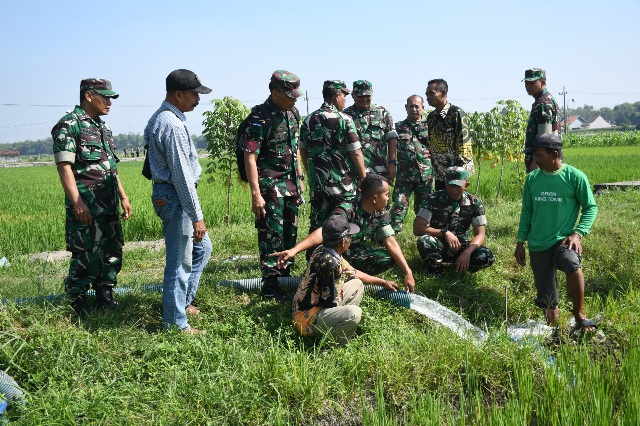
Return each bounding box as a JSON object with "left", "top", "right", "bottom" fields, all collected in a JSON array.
[
  {"left": 257, "top": 194, "right": 300, "bottom": 279},
  {"left": 389, "top": 176, "right": 433, "bottom": 233},
  {"left": 416, "top": 235, "right": 495, "bottom": 272},
  {"left": 65, "top": 215, "right": 124, "bottom": 296},
  {"left": 308, "top": 194, "right": 354, "bottom": 233},
  {"left": 307, "top": 195, "right": 354, "bottom": 261},
  {"left": 345, "top": 244, "right": 395, "bottom": 276}
]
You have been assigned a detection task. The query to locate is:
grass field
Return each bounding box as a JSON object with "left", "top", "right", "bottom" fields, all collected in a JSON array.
[{"left": 1, "top": 147, "right": 640, "bottom": 424}]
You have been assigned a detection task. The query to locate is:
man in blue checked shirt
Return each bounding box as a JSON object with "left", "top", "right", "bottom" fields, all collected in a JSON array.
[{"left": 144, "top": 69, "right": 213, "bottom": 334}]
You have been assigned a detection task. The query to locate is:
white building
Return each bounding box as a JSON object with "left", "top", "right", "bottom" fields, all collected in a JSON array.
[
  {"left": 0, "top": 150, "right": 20, "bottom": 163},
  {"left": 582, "top": 115, "right": 612, "bottom": 129}
]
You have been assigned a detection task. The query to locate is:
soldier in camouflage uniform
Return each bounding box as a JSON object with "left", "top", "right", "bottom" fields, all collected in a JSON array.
[
  {"left": 389, "top": 95, "right": 433, "bottom": 233},
  {"left": 426, "top": 79, "right": 475, "bottom": 190},
  {"left": 240, "top": 70, "right": 305, "bottom": 300},
  {"left": 299, "top": 80, "right": 367, "bottom": 240},
  {"left": 52, "top": 78, "right": 132, "bottom": 316},
  {"left": 272, "top": 174, "right": 415, "bottom": 292},
  {"left": 523, "top": 68, "right": 561, "bottom": 172},
  {"left": 343, "top": 80, "right": 398, "bottom": 179},
  {"left": 413, "top": 167, "right": 494, "bottom": 274}
]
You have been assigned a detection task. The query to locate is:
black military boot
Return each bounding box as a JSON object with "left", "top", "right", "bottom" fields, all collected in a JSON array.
[
  {"left": 261, "top": 277, "right": 290, "bottom": 302},
  {"left": 425, "top": 258, "right": 445, "bottom": 276},
  {"left": 94, "top": 283, "right": 120, "bottom": 309},
  {"left": 70, "top": 293, "right": 92, "bottom": 318}
]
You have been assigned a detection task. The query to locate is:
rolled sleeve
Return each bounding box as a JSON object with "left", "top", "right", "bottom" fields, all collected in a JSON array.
[
  {"left": 416, "top": 208, "right": 432, "bottom": 223},
  {"left": 471, "top": 215, "right": 487, "bottom": 227},
  {"left": 376, "top": 224, "right": 395, "bottom": 241},
  {"left": 54, "top": 151, "right": 76, "bottom": 163}
]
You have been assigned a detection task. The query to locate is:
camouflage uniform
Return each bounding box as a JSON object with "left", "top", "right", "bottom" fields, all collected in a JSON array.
[
  {"left": 52, "top": 99, "right": 123, "bottom": 296},
  {"left": 523, "top": 69, "right": 561, "bottom": 172},
  {"left": 300, "top": 85, "right": 362, "bottom": 233},
  {"left": 389, "top": 117, "right": 433, "bottom": 232},
  {"left": 416, "top": 189, "right": 495, "bottom": 272},
  {"left": 343, "top": 80, "right": 398, "bottom": 176},
  {"left": 240, "top": 92, "right": 302, "bottom": 279},
  {"left": 335, "top": 196, "right": 396, "bottom": 275},
  {"left": 426, "top": 103, "right": 475, "bottom": 186}
]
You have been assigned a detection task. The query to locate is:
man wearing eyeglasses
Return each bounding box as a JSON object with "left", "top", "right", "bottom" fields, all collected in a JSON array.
[
  {"left": 145, "top": 69, "right": 213, "bottom": 334},
  {"left": 52, "top": 78, "right": 132, "bottom": 317}
]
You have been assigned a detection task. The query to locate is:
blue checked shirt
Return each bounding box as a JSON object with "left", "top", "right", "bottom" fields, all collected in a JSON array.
[{"left": 144, "top": 100, "right": 203, "bottom": 222}]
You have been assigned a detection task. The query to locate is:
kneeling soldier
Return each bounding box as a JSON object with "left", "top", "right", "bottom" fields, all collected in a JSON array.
[{"left": 413, "top": 167, "right": 495, "bottom": 274}]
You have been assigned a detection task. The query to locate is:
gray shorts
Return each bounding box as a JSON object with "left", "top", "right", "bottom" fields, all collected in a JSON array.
[{"left": 529, "top": 241, "right": 582, "bottom": 309}]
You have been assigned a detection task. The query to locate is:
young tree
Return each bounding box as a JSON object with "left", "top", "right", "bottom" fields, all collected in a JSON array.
[
  {"left": 468, "top": 100, "right": 528, "bottom": 199},
  {"left": 492, "top": 100, "right": 528, "bottom": 200},
  {"left": 202, "top": 96, "right": 250, "bottom": 224}
]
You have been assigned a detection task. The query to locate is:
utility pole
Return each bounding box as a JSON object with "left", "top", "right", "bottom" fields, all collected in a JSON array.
[
  {"left": 305, "top": 91, "right": 309, "bottom": 116},
  {"left": 559, "top": 86, "right": 568, "bottom": 135}
]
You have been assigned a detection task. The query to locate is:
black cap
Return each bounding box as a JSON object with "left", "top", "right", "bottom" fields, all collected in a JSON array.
[
  {"left": 523, "top": 133, "right": 563, "bottom": 154},
  {"left": 166, "top": 69, "right": 212, "bottom": 94},
  {"left": 322, "top": 215, "right": 360, "bottom": 242}
]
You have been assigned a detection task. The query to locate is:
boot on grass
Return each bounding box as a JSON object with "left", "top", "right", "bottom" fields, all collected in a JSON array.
[{"left": 94, "top": 283, "right": 120, "bottom": 310}]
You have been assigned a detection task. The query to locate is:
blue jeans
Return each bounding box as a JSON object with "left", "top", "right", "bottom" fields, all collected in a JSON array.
[{"left": 152, "top": 184, "right": 212, "bottom": 330}]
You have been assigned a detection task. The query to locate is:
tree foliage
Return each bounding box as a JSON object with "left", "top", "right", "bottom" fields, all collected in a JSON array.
[
  {"left": 202, "top": 96, "right": 250, "bottom": 224},
  {"left": 564, "top": 102, "right": 640, "bottom": 127},
  {"left": 468, "top": 100, "right": 528, "bottom": 200}
]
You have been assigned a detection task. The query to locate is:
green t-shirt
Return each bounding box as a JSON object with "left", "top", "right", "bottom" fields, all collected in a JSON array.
[{"left": 517, "top": 164, "right": 598, "bottom": 252}]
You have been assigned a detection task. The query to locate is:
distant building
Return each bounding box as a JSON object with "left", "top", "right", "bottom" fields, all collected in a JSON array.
[
  {"left": 581, "top": 115, "right": 612, "bottom": 129},
  {"left": 560, "top": 115, "right": 586, "bottom": 132},
  {"left": 0, "top": 150, "right": 20, "bottom": 163}
]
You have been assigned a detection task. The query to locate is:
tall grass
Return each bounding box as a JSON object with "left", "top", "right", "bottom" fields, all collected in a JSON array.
[
  {"left": 2, "top": 146, "right": 638, "bottom": 258},
  {"left": 0, "top": 148, "right": 639, "bottom": 424}
]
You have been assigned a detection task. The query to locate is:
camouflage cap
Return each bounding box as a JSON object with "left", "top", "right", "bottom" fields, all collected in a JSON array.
[
  {"left": 322, "top": 214, "right": 360, "bottom": 243},
  {"left": 523, "top": 133, "right": 563, "bottom": 153},
  {"left": 166, "top": 69, "right": 212, "bottom": 94},
  {"left": 522, "top": 68, "right": 546, "bottom": 82},
  {"left": 323, "top": 80, "right": 351, "bottom": 94},
  {"left": 445, "top": 167, "right": 469, "bottom": 186},
  {"left": 270, "top": 70, "right": 303, "bottom": 99},
  {"left": 80, "top": 79, "right": 119, "bottom": 98},
  {"left": 352, "top": 80, "right": 373, "bottom": 96}
]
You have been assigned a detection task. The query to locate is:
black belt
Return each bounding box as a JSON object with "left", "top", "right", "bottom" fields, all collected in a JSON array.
[{"left": 153, "top": 181, "right": 198, "bottom": 188}]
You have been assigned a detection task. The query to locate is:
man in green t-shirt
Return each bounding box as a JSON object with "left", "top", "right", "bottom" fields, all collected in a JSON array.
[{"left": 515, "top": 134, "right": 598, "bottom": 333}]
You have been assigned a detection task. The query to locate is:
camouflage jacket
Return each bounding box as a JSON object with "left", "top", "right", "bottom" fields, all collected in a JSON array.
[
  {"left": 343, "top": 104, "right": 397, "bottom": 175},
  {"left": 240, "top": 97, "right": 301, "bottom": 197},
  {"left": 300, "top": 102, "right": 361, "bottom": 199},
  {"left": 395, "top": 117, "right": 432, "bottom": 183},
  {"left": 426, "top": 103, "right": 475, "bottom": 181},
  {"left": 525, "top": 88, "right": 560, "bottom": 150},
  {"left": 416, "top": 190, "right": 487, "bottom": 239},
  {"left": 336, "top": 196, "right": 395, "bottom": 250},
  {"left": 52, "top": 105, "right": 120, "bottom": 218}
]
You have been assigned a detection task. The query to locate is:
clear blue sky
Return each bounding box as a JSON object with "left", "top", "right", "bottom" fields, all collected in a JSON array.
[{"left": 1, "top": 0, "right": 639, "bottom": 144}]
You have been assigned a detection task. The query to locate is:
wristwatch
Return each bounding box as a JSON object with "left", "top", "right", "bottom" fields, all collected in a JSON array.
[
  {"left": 389, "top": 160, "right": 398, "bottom": 165},
  {"left": 299, "top": 174, "right": 305, "bottom": 181},
  {"left": 441, "top": 227, "right": 449, "bottom": 237}
]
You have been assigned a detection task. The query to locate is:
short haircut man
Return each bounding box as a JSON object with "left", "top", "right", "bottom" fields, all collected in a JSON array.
[
  {"left": 389, "top": 94, "right": 433, "bottom": 232},
  {"left": 426, "top": 79, "right": 475, "bottom": 190},
  {"left": 272, "top": 174, "right": 415, "bottom": 292}
]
